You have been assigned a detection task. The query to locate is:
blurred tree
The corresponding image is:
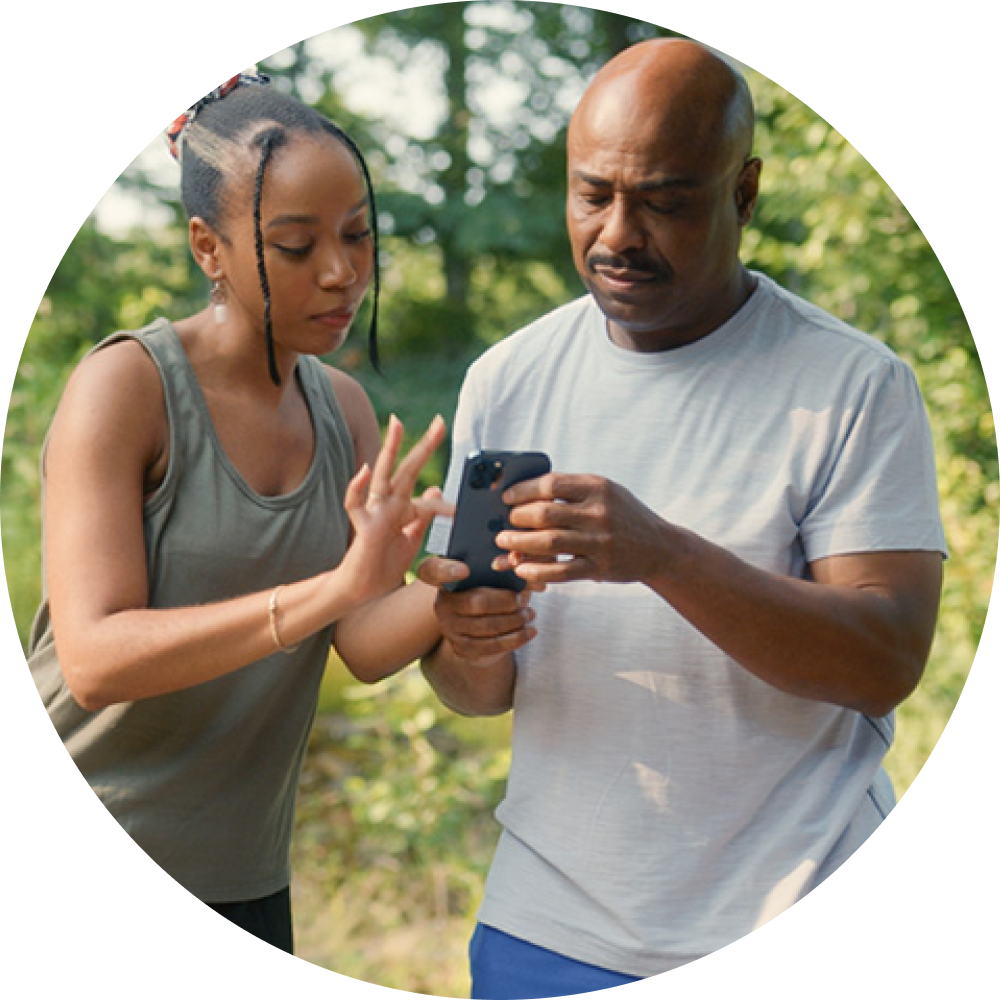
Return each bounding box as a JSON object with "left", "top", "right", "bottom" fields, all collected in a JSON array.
[
  {"left": 350, "top": 2, "right": 670, "bottom": 351},
  {"left": 2, "top": 0, "right": 993, "bottom": 792}
]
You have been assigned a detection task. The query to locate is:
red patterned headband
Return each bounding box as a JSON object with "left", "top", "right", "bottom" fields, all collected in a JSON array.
[{"left": 165, "top": 69, "right": 271, "bottom": 161}]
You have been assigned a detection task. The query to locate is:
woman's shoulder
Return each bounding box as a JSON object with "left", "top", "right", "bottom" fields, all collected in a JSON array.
[
  {"left": 316, "top": 362, "right": 378, "bottom": 469},
  {"left": 318, "top": 363, "right": 370, "bottom": 408},
  {"left": 51, "top": 329, "right": 168, "bottom": 468},
  {"left": 65, "top": 331, "right": 165, "bottom": 410}
]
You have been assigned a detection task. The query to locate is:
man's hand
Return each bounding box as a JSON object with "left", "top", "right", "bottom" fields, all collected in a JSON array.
[
  {"left": 417, "top": 556, "right": 538, "bottom": 667},
  {"left": 496, "top": 472, "right": 664, "bottom": 585}
]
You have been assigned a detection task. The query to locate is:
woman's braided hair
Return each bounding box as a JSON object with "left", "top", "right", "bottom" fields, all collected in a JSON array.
[{"left": 166, "top": 73, "right": 381, "bottom": 383}]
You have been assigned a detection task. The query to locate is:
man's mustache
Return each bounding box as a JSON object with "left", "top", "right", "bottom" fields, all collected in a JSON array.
[{"left": 586, "top": 252, "right": 667, "bottom": 277}]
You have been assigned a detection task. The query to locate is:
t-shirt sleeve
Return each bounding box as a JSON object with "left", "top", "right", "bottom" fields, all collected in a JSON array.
[{"left": 800, "top": 356, "right": 947, "bottom": 562}]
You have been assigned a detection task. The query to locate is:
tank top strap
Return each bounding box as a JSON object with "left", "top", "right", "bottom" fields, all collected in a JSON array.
[
  {"left": 91, "top": 318, "right": 214, "bottom": 514},
  {"left": 294, "top": 353, "right": 357, "bottom": 478}
]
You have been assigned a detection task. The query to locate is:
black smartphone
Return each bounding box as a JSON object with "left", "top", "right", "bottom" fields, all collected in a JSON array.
[{"left": 444, "top": 449, "right": 552, "bottom": 591}]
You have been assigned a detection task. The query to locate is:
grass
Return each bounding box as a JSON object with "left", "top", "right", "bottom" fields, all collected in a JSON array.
[{"left": 290, "top": 662, "right": 509, "bottom": 996}]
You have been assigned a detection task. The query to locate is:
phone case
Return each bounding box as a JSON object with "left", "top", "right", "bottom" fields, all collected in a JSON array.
[{"left": 444, "top": 450, "right": 552, "bottom": 591}]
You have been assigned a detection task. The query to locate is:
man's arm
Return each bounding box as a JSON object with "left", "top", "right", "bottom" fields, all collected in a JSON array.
[{"left": 498, "top": 474, "right": 943, "bottom": 716}]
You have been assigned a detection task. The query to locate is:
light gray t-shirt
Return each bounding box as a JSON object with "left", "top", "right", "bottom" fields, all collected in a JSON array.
[{"left": 429, "top": 274, "right": 947, "bottom": 977}]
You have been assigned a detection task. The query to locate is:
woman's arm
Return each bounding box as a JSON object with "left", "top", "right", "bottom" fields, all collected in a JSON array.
[
  {"left": 332, "top": 578, "right": 441, "bottom": 684},
  {"left": 325, "top": 364, "right": 456, "bottom": 683},
  {"left": 45, "top": 345, "right": 447, "bottom": 711}
]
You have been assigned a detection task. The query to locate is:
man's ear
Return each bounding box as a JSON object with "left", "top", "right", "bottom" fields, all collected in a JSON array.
[
  {"left": 735, "top": 157, "right": 762, "bottom": 226},
  {"left": 189, "top": 216, "right": 226, "bottom": 281}
]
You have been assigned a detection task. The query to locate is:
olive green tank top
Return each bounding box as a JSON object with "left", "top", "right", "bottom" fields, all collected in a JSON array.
[{"left": 27, "top": 318, "right": 354, "bottom": 902}]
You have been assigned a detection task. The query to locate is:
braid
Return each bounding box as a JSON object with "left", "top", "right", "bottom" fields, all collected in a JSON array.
[
  {"left": 253, "top": 133, "right": 281, "bottom": 386},
  {"left": 326, "top": 123, "right": 382, "bottom": 373}
]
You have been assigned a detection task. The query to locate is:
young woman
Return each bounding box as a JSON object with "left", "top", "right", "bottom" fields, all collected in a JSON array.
[{"left": 27, "top": 72, "right": 449, "bottom": 952}]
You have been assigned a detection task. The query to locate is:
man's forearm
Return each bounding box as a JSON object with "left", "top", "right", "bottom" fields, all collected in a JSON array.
[
  {"left": 644, "top": 522, "right": 943, "bottom": 716},
  {"left": 419, "top": 640, "right": 516, "bottom": 717},
  {"left": 500, "top": 474, "right": 942, "bottom": 717}
]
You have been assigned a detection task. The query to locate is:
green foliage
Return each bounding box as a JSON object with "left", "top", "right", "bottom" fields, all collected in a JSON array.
[
  {"left": 743, "top": 71, "right": 997, "bottom": 790},
  {"left": 2, "top": 4, "right": 995, "bottom": 993},
  {"left": 337, "top": 667, "right": 508, "bottom": 872},
  {"left": 292, "top": 661, "right": 509, "bottom": 994}
]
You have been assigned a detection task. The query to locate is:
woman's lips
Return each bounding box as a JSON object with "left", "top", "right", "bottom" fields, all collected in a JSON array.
[{"left": 311, "top": 308, "right": 355, "bottom": 329}]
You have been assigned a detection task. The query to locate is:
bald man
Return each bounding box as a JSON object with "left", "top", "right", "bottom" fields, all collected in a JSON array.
[{"left": 420, "top": 38, "right": 945, "bottom": 997}]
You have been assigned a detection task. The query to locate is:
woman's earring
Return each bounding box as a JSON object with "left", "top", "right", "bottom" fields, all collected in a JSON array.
[{"left": 210, "top": 281, "right": 227, "bottom": 324}]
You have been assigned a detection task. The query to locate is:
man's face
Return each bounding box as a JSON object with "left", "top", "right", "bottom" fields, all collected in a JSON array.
[{"left": 566, "top": 86, "right": 759, "bottom": 352}]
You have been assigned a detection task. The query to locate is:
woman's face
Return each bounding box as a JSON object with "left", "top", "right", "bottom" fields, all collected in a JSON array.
[{"left": 217, "top": 133, "right": 374, "bottom": 359}]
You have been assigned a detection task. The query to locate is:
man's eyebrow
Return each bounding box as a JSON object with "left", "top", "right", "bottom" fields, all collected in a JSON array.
[{"left": 570, "top": 170, "right": 699, "bottom": 192}]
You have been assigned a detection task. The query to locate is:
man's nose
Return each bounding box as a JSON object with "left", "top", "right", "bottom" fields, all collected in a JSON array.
[{"left": 599, "top": 195, "right": 645, "bottom": 254}]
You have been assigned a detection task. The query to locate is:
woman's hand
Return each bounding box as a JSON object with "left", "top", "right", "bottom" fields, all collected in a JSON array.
[{"left": 338, "top": 413, "right": 453, "bottom": 604}]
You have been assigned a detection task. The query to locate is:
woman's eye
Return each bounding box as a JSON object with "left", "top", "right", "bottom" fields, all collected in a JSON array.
[
  {"left": 274, "top": 244, "right": 312, "bottom": 258},
  {"left": 345, "top": 227, "right": 373, "bottom": 244}
]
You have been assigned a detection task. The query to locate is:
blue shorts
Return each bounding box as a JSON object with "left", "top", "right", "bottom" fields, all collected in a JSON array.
[{"left": 469, "top": 923, "right": 642, "bottom": 999}]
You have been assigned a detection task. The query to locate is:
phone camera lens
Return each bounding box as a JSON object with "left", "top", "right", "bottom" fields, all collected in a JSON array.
[{"left": 470, "top": 460, "right": 489, "bottom": 489}]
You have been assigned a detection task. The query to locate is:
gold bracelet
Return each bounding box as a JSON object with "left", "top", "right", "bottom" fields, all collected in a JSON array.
[{"left": 268, "top": 585, "right": 299, "bottom": 654}]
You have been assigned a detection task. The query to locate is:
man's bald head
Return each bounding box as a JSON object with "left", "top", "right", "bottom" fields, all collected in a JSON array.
[
  {"left": 569, "top": 38, "right": 755, "bottom": 176},
  {"left": 564, "top": 38, "right": 762, "bottom": 351}
]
